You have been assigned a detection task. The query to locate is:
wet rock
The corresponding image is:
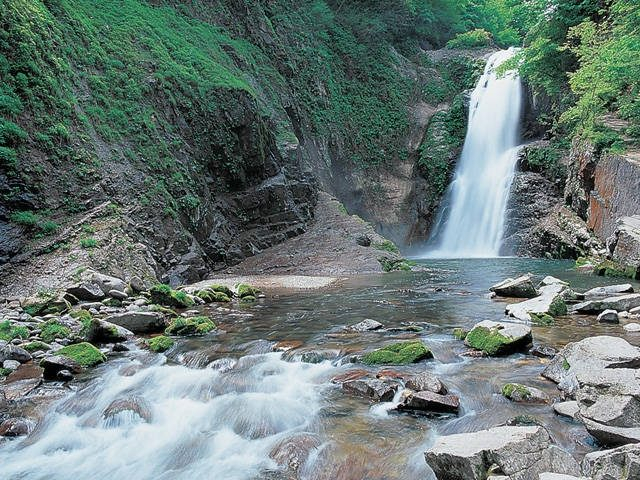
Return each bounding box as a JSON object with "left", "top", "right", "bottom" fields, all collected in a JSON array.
[
  {"left": 342, "top": 378, "right": 398, "bottom": 401},
  {"left": 345, "top": 319, "right": 383, "bottom": 332},
  {"left": 398, "top": 390, "right": 459, "bottom": 414},
  {"left": 2, "top": 360, "right": 20, "bottom": 371},
  {"left": 501, "top": 383, "right": 550, "bottom": 404},
  {"left": 624, "top": 322, "right": 640, "bottom": 332},
  {"left": 465, "top": 320, "right": 532, "bottom": 356},
  {"left": 0, "top": 344, "right": 31, "bottom": 364},
  {"left": 597, "top": 309, "right": 619, "bottom": 324},
  {"left": 86, "top": 318, "right": 134, "bottom": 343},
  {"left": 362, "top": 341, "right": 432, "bottom": 365},
  {"left": 40, "top": 355, "right": 82, "bottom": 379},
  {"left": 112, "top": 343, "right": 130, "bottom": 352},
  {"left": 530, "top": 344, "right": 558, "bottom": 358},
  {"left": 424, "top": 426, "right": 580, "bottom": 480},
  {"left": 1, "top": 364, "right": 43, "bottom": 401},
  {"left": 542, "top": 336, "right": 640, "bottom": 395},
  {"left": 331, "top": 369, "right": 369, "bottom": 384},
  {"left": 584, "top": 284, "right": 634, "bottom": 298},
  {"left": 273, "top": 340, "right": 303, "bottom": 352},
  {"left": 572, "top": 294, "right": 640, "bottom": 314},
  {"left": 104, "top": 311, "right": 165, "bottom": 334},
  {"left": 491, "top": 275, "right": 538, "bottom": 298},
  {"left": 405, "top": 372, "right": 447, "bottom": 394},
  {"left": 506, "top": 283, "right": 568, "bottom": 322},
  {"left": 582, "top": 443, "right": 640, "bottom": 480},
  {"left": 269, "top": 432, "right": 321, "bottom": 474},
  {"left": 103, "top": 396, "right": 152, "bottom": 424},
  {"left": 0, "top": 417, "right": 35, "bottom": 437},
  {"left": 553, "top": 401, "right": 579, "bottom": 420}
]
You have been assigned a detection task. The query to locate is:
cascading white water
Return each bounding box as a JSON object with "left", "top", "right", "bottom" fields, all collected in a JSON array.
[{"left": 424, "top": 48, "right": 523, "bottom": 258}]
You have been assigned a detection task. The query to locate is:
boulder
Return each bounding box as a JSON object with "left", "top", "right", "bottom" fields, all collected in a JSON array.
[
  {"left": 530, "top": 344, "right": 558, "bottom": 358},
  {"left": 398, "top": 390, "right": 459, "bottom": 414},
  {"left": 501, "top": 383, "right": 550, "bottom": 404},
  {"left": 108, "top": 289, "right": 128, "bottom": 300},
  {"left": 0, "top": 364, "right": 43, "bottom": 401},
  {"left": 0, "top": 344, "right": 31, "bottom": 364},
  {"left": 269, "top": 432, "right": 321, "bottom": 475},
  {"left": 103, "top": 396, "right": 152, "bottom": 424},
  {"left": 491, "top": 275, "right": 538, "bottom": 298},
  {"left": 342, "top": 378, "right": 398, "bottom": 402},
  {"left": 572, "top": 294, "right": 640, "bottom": 314},
  {"left": 582, "top": 443, "right": 640, "bottom": 480},
  {"left": 575, "top": 368, "right": 640, "bottom": 445},
  {"left": 0, "top": 417, "right": 35, "bottom": 437},
  {"left": 624, "top": 323, "right": 640, "bottom": 332},
  {"left": 86, "top": 318, "right": 134, "bottom": 343},
  {"left": 40, "top": 355, "right": 82, "bottom": 379},
  {"left": 91, "top": 272, "right": 127, "bottom": 294},
  {"left": 553, "top": 401, "right": 579, "bottom": 420},
  {"left": 2, "top": 359, "right": 20, "bottom": 371},
  {"left": 584, "top": 284, "right": 634, "bottom": 298},
  {"left": 345, "top": 319, "right": 383, "bottom": 332},
  {"left": 608, "top": 216, "right": 640, "bottom": 279},
  {"left": 104, "top": 311, "right": 165, "bottom": 334},
  {"left": 405, "top": 372, "right": 447, "bottom": 394},
  {"left": 506, "top": 283, "right": 568, "bottom": 321},
  {"left": 465, "top": 320, "right": 532, "bottom": 356},
  {"left": 542, "top": 336, "right": 640, "bottom": 395},
  {"left": 66, "top": 282, "right": 106, "bottom": 301},
  {"left": 540, "top": 276, "right": 569, "bottom": 287},
  {"left": 538, "top": 475, "right": 587, "bottom": 480},
  {"left": 424, "top": 426, "right": 580, "bottom": 480},
  {"left": 597, "top": 309, "right": 619, "bottom": 324}
]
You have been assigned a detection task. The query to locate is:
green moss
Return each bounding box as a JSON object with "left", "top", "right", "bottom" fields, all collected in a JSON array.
[
  {"left": 595, "top": 259, "right": 638, "bottom": 279},
  {"left": 236, "top": 283, "right": 259, "bottom": 299},
  {"left": 548, "top": 297, "right": 568, "bottom": 317},
  {"left": 379, "top": 258, "right": 414, "bottom": 272},
  {"left": 57, "top": 342, "right": 106, "bottom": 367},
  {"left": 197, "top": 289, "right": 231, "bottom": 303},
  {"left": 40, "top": 320, "right": 72, "bottom": 343},
  {"left": 0, "top": 367, "right": 12, "bottom": 377},
  {"left": 22, "top": 340, "right": 51, "bottom": 352},
  {"left": 147, "top": 335, "right": 174, "bottom": 352},
  {"left": 240, "top": 295, "right": 256, "bottom": 303},
  {"left": 207, "top": 284, "right": 233, "bottom": 297},
  {"left": 529, "top": 312, "right": 555, "bottom": 325},
  {"left": 562, "top": 358, "right": 571, "bottom": 371},
  {"left": 150, "top": 284, "right": 194, "bottom": 308},
  {"left": 452, "top": 327, "right": 468, "bottom": 341},
  {"left": 80, "top": 237, "right": 98, "bottom": 248},
  {"left": 0, "top": 320, "right": 29, "bottom": 341},
  {"left": 362, "top": 341, "right": 432, "bottom": 365},
  {"left": 501, "top": 383, "right": 532, "bottom": 400},
  {"left": 465, "top": 326, "right": 512, "bottom": 356},
  {"left": 165, "top": 316, "right": 215, "bottom": 336},
  {"left": 374, "top": 240, "right": 400, "bottom": 254}
]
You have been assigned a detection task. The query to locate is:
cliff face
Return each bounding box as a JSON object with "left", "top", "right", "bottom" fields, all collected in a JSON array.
[{"left": 0, "top": 0, "right": 481, "bottom": 292}]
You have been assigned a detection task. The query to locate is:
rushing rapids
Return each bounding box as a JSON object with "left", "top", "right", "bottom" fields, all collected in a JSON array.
[{"left": 424, "top": 48, "right": 523, "bottom": 259}]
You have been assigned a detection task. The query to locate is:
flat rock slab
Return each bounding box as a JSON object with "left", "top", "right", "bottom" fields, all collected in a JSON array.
[
  {"left": 405, "top": 372, "right": 447, "bottom": 394},
  {"left": 104, "top": 311, "right": 165, "bottom": 334},
  {"left": 506, "top": 284, "right": 567, "bottom": 321},
  {"left": 424, "top": 426, "right": 580, "bottom": 480},
  {"left": 491, "top": 275, "right": 538, "bottom": 298},
  {"left": 553, "top": 401, "right": 579, "bottom": 420},
  {"left": 572, "top": 293, "right": 640, "bottom": 314},
  {"left": 345, "top": 319, "right": 383, "bottom": 332},
  {"left": 584, "top": 284, "right": 634, "bottom": 298},
  {"left": 398, "top": 390, "right": 459, "bottom": 414},
  {"left": 342, "top": 378, "right": 398, "bottom": 402}
]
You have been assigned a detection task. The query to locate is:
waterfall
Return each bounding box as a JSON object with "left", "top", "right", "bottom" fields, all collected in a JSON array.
[{"left": 423, "top": 48, "right": 523, "bottom": 259}]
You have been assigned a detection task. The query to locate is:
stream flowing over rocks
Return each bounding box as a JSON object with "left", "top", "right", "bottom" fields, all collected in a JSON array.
[{"left": 2, "top": 258, "right": 640, "bottom": 479}]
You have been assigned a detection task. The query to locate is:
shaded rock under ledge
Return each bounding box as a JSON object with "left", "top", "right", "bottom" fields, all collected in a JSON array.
[{"left": 424, "top": 425, "right": 580, "bottom": 480}]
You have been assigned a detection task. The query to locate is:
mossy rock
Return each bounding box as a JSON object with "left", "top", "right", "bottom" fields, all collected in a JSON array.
[
  {"left": 464, "top": 322, "right": 531, "bottom": 356},
  {"left": 240, "top": 295, "right": 256, "bottom": 303},
  {"left": 23, "top": 297, "right": 71, "bottom": 316},
  {"left": 147, "top": 335, "right": 174, "bottom": 352},
  {"left": 362, "top": 341, "right": 432, "bottom": 365},
  {"left": 150, "top": 284, "right": 195, "bottom": 308},
  {"left": 452, "top": 327, "right": 468, "bottom": 340},
  {"left": 0, "top": 321, "right": 29, "bottom": 341},
  {"left": 236, "top": 283, "right": 259, "bottom": 298},
  {"left": 548, "top": 296, "right": 567, "bottom": 316},
  {"left": 206, "top": 284, "right": 233, "bottom": 297},
  {"left": 57, "top": 342, "right": 106, "bottom": 367},
  {"left": 40, "top": 320, "right": 72, "bottom": 343},
  {"left": 165, "top": 316, "right": 216, "bottom": 336},
  {"left": 529, "top": 312, "right": 555, "bottom": 325},
  {"left": 501, "top": 383, "right": 532, "bottom": 400},
  {"left": 70, "top": 309, "right": 93, "bottom": 337},
  {"left": 197, "top": 289, "right": 231, "bottom": 303},
  {"left": 22, "top": 341, "right": 51, "bottom": 352},
  {"left": 378, "top": 257, "right": 414, "bottom": 272},
  {"left": 595, "top": 259, "right": 637, "bottom": 279}
]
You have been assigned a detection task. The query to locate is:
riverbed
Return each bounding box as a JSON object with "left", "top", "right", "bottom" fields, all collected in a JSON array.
[{"left": 1, "top": 258, "right": 638, "bottom": 479}]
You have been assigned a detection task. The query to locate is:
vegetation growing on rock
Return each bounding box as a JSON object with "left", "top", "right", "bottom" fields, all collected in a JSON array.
[
  {"left": 236, "top": 284, "right": 259, "bottom": 299},
  {"left": 452, "top": 328, "right": 468, "bottom": 341},
  {"left": 501, "top": 383, "right": 532, "bottom": 401},
  {"left": 362, "top": 341, "right": 432, "bottom": 365},
  {"left": 40, "top": 320, "right": 72, "bottom": 343},
  {"left": 464, "top": 326, "right": 511, "bottom": 356},
  {"left": 150, "top": 284, "right": 194, "bottom": 308},
  {"left": 0, "top": 320, "right": 28, "bottom": 341},
  {"left": 165, "top": 316, "right": 215, "bottom": 336},
  {"left": 147, "top": 335, "right": 174, "bottom": 353},
  {"left": 57, "top": 342, "right": 106, "bottom": 367}
]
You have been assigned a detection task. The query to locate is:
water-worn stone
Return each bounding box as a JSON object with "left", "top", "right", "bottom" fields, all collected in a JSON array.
[
  {"left": 103, "top": 311, "right": 165, "bottom": 334},
  {"left": 501, "top": 383, "right": 549, "bottom": 404},
  {"left": 103, "top": 396, "right": 152, "bottom": 424},
  {"left": 572, "top": 294, "right": 640, "bottom": 314},
  {"left": 530, "top": 344, "right": 558, "bottom": 358},
  {"left": 624, "top": 322, "right": 640, "bottom": 332},
  {"left": 538, "top": 474, "right": 587, "bottom": 480},
  {"left": 0, "top": 364, "right": 43, "bottom": 401},
  {"left": 582, "top": 443, "right": 640, "bottom": 480},
  {"left": 465, "top": 320, "right": 532, "bottom": 356},
  {"left": 398, "top": 390, "right": 459, "bottom": 414},
  {"left": 86, "top": 318, "right": 134, "bottom": 343},
  {"left": 584, "top": 284, "right": 634, "bottom": 298},
  {"left": 490, "top": 275, "right": 538, "bottom": 298},
  {"left": 108, "top": 289, "right": 128, "bottom": 300},
  {"left": 0, "top": 344, "right": 31, "bottom": 364},
  {"left": 269, "top": 432, "right": 321, "bottom": 475},
  {"left": 40, "top": 355, "right": 82, "bottom": 379},
  {"left": 405, "top": 372, "right": 447, "bottom": 394},
  {"left": 342, "top": 378, "right": 398, "bottom": 402},
  {"left": 506, "top": 283, "right": 568, "bottom": 322},
  {"left": 597, "top": 309, "right": 619, "bottom": 324},
  {"left": 0, "top": 417, "right": 35, "bottom": 437},
  {"left": 424, "top": 426, "right": 580, "bottom": 480},
  {"left": 542, "top": 336, "right": 640, "bottom": 395},
  {"left": 553, "top": 401, "right": 579, "bottom": 420},
  {"left": 91, "top": 272, "right": 127, "bottom": 294},
  {"left": 2, "top": 359, "right": 20, "bottom": 371},
  {"left": 66, "top": 282, "right": 106, "bottom": 301},
  {"left": 345, "top": 319, "right": 383, "bottom": 332}
]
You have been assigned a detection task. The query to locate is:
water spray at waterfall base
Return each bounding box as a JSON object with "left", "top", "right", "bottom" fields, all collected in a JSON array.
[{"left": 422, "top": 48, "right": 523, "bottom": 259}]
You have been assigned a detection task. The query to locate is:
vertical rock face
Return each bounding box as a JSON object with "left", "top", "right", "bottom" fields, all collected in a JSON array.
[
  {"left": 606, "top": 216, "right": 640, "bottom": 278},
  {"left": 587, "top": 154, "right": 640, "bottom": 240}
]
